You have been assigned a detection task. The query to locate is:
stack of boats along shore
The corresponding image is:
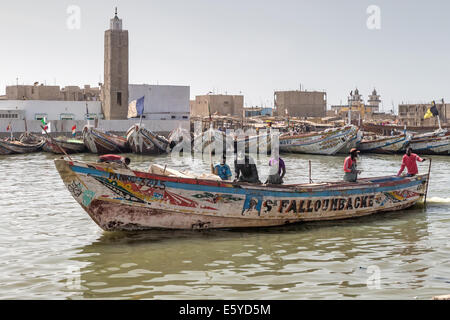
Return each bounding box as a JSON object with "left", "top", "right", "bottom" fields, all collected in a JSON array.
[{"left": 1, "top": 123, "right": 450, "bottom": 156}]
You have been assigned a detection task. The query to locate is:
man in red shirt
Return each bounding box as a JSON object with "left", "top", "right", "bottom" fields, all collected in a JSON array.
[
  {"left": 343, "top": 148, "right": 361, "bottom": 182},
  {"left": 98, "top": 154, "right": 131, "bottom": 168},
  {"left": 397, "top": 147, "right": 427, "bottom": 177}
]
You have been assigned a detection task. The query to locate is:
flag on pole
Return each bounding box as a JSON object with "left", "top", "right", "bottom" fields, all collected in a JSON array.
[
  {"left": 6, "top": 124, "right": 11, "bottom": 132},
  {"left": 136, "top": 96, "right": 145, "bottom": 116},
  {"left": 127, "top": 96, "right": 145, "bottom": 118},
  {"left": 72, "top": 125, "right": 77, "bottom": 137},
  {"left": 424, "top": 101, "right": 439, "bottom": 119},
  {"left": 41, "top": 118, "right": 48, "bottom": 131}
]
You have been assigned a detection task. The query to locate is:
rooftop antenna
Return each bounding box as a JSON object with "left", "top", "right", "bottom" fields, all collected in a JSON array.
[{"left": 115, "top": 7, "right": 118, "bottom": 17}]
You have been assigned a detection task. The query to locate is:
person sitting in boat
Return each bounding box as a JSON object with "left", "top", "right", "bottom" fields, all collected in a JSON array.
[
  {"left": 98, "top": 154, "right": 131, "bottom": 169},
  {"left": 214, "top": 155, "right": 232, "bottom": 181},
  {"left": 397, "top": 147, "right": 427, "bottom": 177},
  {"left": 343, "top": 148, "right": 361, "bottom": 182},
  {"left": 266, "top": 156, "right": 286, "bottom": 185},
  {"left": 234, "top": 154, "right": 261, "bottom": 184}
]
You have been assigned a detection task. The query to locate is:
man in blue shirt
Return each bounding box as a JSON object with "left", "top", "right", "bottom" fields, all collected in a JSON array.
[{"left": 214, "top": 156, "right": 232, "bottom": 181}]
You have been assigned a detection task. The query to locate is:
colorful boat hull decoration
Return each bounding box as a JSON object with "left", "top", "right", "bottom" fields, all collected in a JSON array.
[
  {"left": 339, "top": 129, "right": 363, "bottom": 154},
  {"left": 42, "top": 138, "right": 86, "bottom": 154},
  {"left": 83, "top": 127, "right": 130, "bottom": 154},
  {"left": 359, "top": 134, "right": 411, "bottom": 154},
  {"left": 279, "top": 126, "right": 359, "bottom": 155},
  {"left": 126, "top": 125, "right": 171, "bottom": 155},
  {"left": 408, "top": 130, "right": 450, "bottom": 155},
  {"left": 0, "top": 139, "right": 44, "bottom": 154},
  {"left": 55, "top": 159, "right": 428, "bottom": 231}
]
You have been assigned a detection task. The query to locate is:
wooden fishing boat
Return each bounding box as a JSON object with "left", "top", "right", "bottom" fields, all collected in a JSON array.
[
  {"left": 408, "top": 130, "right": 450, "bottom": 155},
  {"left": 167, "top": 126, "right": 192, "bottom": 153},
  {"left": 193, "top": 128, "right": 234, "bottom": 154},
  {"left": 83, "top": 127, "right": 130, "bottom": 154},
  {"left": 338, "top": 129, "right": 363, "bottom": 154},
  {"left": 126, "top": 124, "right": 171, "bottom": 155},
  {"left": 55, "top": 158, "right": 429, "bottom": 231},
  {"left": 359, "top": 133, "right": 411, "bottom": 154},
  {"left": 0, "top": 138, "right": 45, "bottom": 154},
  {"left": 42, "top": 137, "right": 86, "bottom": 154},
  {"left": 279, "top": 125, "right": 359, "bottom": 155}
]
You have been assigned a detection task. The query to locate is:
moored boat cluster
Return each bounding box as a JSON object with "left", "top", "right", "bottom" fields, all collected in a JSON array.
[{"left": 1, "top": 123, "right": 450, "bottom": 156}]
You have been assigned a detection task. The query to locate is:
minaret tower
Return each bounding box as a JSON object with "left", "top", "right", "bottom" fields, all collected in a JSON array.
[
  {"left": 103, "top": 8, "right": 129, "bottom": 120},
  {"left": 368, "top": 88, "right": 381, "bottom": 112}
]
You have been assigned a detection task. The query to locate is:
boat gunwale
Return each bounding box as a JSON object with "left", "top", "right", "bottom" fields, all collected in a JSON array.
[{"left": 63, "top": 159, "right": 427, "bottom": 194}]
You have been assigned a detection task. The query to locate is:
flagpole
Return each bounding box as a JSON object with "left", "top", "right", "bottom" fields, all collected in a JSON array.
[{"left": 41, "top": 125, "right": 73, "bottom": 162}]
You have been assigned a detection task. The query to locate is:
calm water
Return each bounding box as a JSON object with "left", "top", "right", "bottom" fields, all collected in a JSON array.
[{"left": 0, "top": 151, "right": 449, "bottom": 300}]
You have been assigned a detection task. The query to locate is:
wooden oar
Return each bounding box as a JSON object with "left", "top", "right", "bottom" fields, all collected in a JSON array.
[
  {"left": 424, "top": 158, "right": 432, "bottom": 206},
  {"left": 41, "top": 125, "right": 73, "bottom": 162}
]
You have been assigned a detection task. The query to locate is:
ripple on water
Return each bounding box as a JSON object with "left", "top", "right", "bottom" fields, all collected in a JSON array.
[{"left": 0, "top": 153, "right": 449, "bottom": 299}]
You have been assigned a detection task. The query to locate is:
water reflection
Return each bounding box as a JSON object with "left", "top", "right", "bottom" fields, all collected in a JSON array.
[{"left": 69, "top": 208, "right": 431, "bottom": 299}]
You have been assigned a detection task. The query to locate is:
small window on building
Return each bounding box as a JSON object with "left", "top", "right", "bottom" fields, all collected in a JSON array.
[
  {"left": 182, "top": 116, "right": 188, "bottom": 119},
  {"left": 171, "top": 116, "right": 176, "bottom": 119},
  {"left": 60, "top": 113, "right": 75, "bottom": 120},
  {"left": 86, "top": 114, "right": 97, "bottom": 121},
  {"left": 35, "top": 114, "right": 48, "bottom": 121},
  {"left": 117, "top": 92, "right": 122, "bottom": 106}
]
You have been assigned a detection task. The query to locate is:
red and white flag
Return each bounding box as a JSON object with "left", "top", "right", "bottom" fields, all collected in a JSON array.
[{"left": 72, "top": 125, "right": 77, "bottom": 136}]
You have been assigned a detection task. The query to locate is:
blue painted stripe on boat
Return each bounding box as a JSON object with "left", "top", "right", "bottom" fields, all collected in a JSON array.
[
  {"left": 281, "top": 128, "right": 354, "bottom": 147},
  {"left": 70, "top": 165, "right": 424, "bottom": 198},
  {"left": 360, "top": 137, "right": 406, "bottom": 152}
]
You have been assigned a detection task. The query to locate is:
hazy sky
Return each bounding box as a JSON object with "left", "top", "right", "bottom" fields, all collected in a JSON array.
[{"left": 1, "top": 0, "right": 449, "bottom": 112}]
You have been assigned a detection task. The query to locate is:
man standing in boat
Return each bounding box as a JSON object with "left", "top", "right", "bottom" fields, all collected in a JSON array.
[
  {"left": 266, "top": 156, "right": 286, "bottom": 185},
  {"left": 214, "top": 155, "right": 232, "bottom": 181},
  {"left": 343, "top": 148, "right": 361, "bottom": 182},
  {"left": 397, "top": 147, "right": 427, "bottom": 177}
]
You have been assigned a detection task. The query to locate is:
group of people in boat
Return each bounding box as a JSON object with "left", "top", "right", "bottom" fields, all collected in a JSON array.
[
  {"left": 213, "top": 153, "right": 285, "bottom": 185},
  {"left": 343, "top": 147, "right": 428, "bottom": 182},
  {"left": 97, "top": 146, "right": 427, "bottom": 185}
]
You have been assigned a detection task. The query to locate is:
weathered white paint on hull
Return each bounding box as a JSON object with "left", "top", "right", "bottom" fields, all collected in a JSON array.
[
  {"left": 279, "top": 126, "right": 359, "bottom": 155},
  {"left": 55, "top": 159, "right": 428, "bottom": 231}
]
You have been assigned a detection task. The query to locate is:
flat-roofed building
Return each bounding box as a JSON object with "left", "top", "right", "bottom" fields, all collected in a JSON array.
[
  {"left": 191, "top": 94, "right": 244, "bottom": 117},
  {"left": 274, "top": 90, "right": 326, "bottom": 118},
  {"left": 5, "top": 83, "right": 100, "bottom": 101},
  {"left": 129, "top": 84, "right": 190, "bottom": 120},
  {"left": 398, "top": 102, "right": 450, "bottom": 126}
]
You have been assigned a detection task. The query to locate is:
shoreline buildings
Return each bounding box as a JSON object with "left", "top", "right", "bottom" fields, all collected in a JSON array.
[
  {"left": 0, "top": 9, "right": 189, "bottom": 134},
  {"left": 274, "top": 90, "right": 327, "bottom": 118}
]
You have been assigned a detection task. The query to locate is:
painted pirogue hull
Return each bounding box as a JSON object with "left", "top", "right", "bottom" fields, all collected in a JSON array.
[
  {"left": 55, "top": 159, "right": 428, "bottom": 231},
  {"left": 0, "top": 139, "right": 44, "bottom": 154},
  {"left": 338, "top": 129, "right": 363, "bottom": 154},
  {"left": 409, "top": 133, "right": 450, "bottom": 155},
  {"left": 279, "top": 126, "right": 358, "bottom": 155},
  {"left": 83, "top": 127, "right": 130, "bottom": 154},
  {"left": 193, "top": 130, "right": 234, "bottom": 154},
  {"left": 359, "top": 134, "right": 411, "bottom": 154},
  {"left": 127, "top": 125, "right": 170, "bottom": 155},
  {"left": 43, "top": 138, "right": 86, "bottom": 154}
]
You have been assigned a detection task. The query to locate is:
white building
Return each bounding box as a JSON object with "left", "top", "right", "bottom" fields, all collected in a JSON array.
[
  {"left": 0, "top": 100, "right": 103, "bottom": 121},
  {"left": 128, "top": 84, "right": 190, "bottom": 120}
]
